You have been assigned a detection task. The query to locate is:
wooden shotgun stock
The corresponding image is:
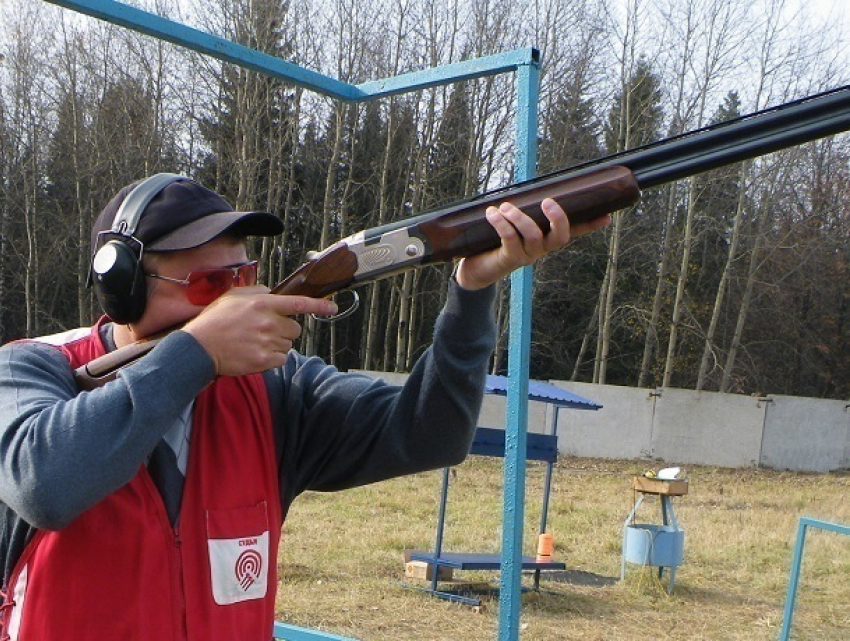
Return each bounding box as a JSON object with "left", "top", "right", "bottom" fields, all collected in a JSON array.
[
  {"left": 73, "top": 83, "right": 850, "bottom": 390},
  {"left": 73, "top": 166, "right": 639, "bottom": 390}
]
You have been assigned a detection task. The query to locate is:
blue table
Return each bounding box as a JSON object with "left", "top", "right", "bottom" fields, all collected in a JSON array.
[{"left": 405, "top": 376, "right": 600, "bottom": 605}]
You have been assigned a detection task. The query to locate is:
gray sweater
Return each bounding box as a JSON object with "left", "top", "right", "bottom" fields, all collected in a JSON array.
[{"left": 0, "top": 280, "right": 496, "bottom": 587}]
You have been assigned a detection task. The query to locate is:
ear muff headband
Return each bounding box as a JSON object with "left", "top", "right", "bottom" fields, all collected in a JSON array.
[
  {"left": 109, "top": 172, "right": 185, "bottom": 238},
  {"left": 91, "top": 173, "right": 187, "bottom": 324}
]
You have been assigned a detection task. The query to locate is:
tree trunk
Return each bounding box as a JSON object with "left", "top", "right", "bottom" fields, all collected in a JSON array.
[
  {"left": 596, "top": 215, "right": 621, "bottom": 384},
  {"left": 490, "top": 280, "right": 509, "bottom": 374},
  {"left": 306, "top": 103, "right": 345, "bottom": 356},
  {"left": 395, "top": 271, "right": 413, "bottom": 372},
  {"left": 719, "top": 190, "right": 769, "bottom": 393},
  {"left": 277, "top": 89, "right": 303, "bottom": 284},
  {"left": 593, "top": 252, "right": 612, "bottom": 384},
  {"left": 661, "top": 179, "right": 698, "bottom": 388},
  {"left": 381, "top": 281, "right": 399, "bottom": 371},
  {"left": 404, "top": 269, "right": 423, "bottom": 371},
  {"left": 571, "top": 298, "right": 599, "bottom": 382},
  {"left": 638, "top": 184, "right": 677, "bottom": 387},
  {"left": 696, "top": 161, "right": 749, "bottom": 390}
]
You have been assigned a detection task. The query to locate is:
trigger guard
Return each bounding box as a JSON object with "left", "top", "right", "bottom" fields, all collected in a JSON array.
[{"left": 311, "top": 289, "right": 360, "bottom": 323}]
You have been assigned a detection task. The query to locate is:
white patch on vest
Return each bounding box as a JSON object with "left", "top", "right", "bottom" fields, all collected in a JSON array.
[
  {"left": 207, "top": 531, "right": 269, "bottom": 605},
  {"left": 7, "top": 563, "right": 27, "bottom": 640},
  {"left": 30, "top": 327, "right": 91, "bottom": 346}
]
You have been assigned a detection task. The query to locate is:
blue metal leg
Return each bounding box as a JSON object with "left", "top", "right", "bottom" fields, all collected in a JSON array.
[
  {"left": 780, "top": 519, "right": 809, "bottom": 641},
  {"left": 430, "top": 467, "right": 451, "bottom": 594},
  {"left": 621, "top": 495, "right": 645, "bottom": 581}
]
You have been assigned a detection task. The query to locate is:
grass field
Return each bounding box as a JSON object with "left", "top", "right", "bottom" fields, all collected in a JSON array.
[{"left": 275, "top": 456, "right": 850, "bottom": 640}]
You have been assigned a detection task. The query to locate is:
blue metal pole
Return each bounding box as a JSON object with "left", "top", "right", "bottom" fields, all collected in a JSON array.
[
  {"left": 273, "top": 621, "right": 357, "bottom": 641},
  {"left": 498, "top": 51, "right": 540, "bottom": 641},
  {"left": 356, "top": 48, "right": 538, "bottom": 100}
]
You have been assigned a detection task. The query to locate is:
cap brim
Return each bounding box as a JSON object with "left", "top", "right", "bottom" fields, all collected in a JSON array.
[{"left": 147, "top": 211, "right": 283, "bottom": 251}]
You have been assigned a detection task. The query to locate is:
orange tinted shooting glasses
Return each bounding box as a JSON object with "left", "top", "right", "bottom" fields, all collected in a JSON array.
[{"left": 146, "top": 261, "right": 258, "bottom": 305}]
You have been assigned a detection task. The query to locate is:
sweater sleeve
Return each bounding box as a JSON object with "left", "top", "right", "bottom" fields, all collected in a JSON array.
[
  {"left": 0, "top": 330, "right": 216, "bottom": 530},
  {"left": 276, "top": 278, "right": 497, "bottom": 513}
]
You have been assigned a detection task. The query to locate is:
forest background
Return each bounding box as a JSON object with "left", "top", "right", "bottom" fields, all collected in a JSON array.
[{"left": 2, "top": 0, "right": 850, "bottom": 398}]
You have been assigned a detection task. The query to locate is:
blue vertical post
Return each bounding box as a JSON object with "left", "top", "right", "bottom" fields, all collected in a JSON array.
[
  {"left": 779, "top": 519, "right": 809, "bottom": 641},
  {"left": 498, "top": 52, "right": 540, "bottom": 641}
]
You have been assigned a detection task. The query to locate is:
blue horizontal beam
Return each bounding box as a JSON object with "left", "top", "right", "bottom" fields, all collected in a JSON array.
[
  {"left": 799, "top": 516, "right": 850, "bottom": 536},
  {"left": 355, "top": 48, "right": 539, "bottom": 100},
  {"left": 44, "top": 1, "right": 537, "bottom": 103},
  {"left": 45, "top": 0, "right": 360, "bottom": 99}
]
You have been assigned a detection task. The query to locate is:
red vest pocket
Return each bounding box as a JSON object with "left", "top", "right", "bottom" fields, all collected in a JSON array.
[{"left": 205, "top": 502, "right": 270, "bottom": 605}]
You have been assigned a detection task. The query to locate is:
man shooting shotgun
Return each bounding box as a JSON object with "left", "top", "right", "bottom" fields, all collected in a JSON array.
[
  {"left": 0, "top": 166, "right": 598, "bottom": 638},
  {"left": 1, "top": 82, "right": 849, "bottom": 639}
]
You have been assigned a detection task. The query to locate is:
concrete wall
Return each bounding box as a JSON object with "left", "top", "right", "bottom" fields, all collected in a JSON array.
[
  {"left": 549, "top": 381, "right": 655, "bottom": 459},
  {"left": 352, "top": 370, "right": 850, "bottom": 473},
  {"left": 552, "top": 383, "right": 848, "bottom": 472},
  {"left": 550, "top": 382, "right": 768, "bottom": 468},
  {"left": 760, "top": 395, "right": 850, "bottom": 472},
  {"left": 650, "top": 388, "right": 765, "bottom": 468}
]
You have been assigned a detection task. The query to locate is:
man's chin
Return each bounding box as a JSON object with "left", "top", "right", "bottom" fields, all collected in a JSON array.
[{"left": 114, "top": 312, "right": 201, "bottom": 347}]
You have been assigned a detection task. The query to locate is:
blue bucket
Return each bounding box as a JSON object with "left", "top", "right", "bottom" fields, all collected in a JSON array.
[{"left": 624, "top": 523, "right": 684, "bottom": 567}]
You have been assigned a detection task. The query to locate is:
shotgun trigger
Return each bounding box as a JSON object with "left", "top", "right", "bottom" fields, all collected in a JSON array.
[{"left": 310, "top": 288, "right": 360, "bottom": 323}]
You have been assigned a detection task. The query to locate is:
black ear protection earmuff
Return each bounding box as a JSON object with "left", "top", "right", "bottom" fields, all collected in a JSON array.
[{"left": 90, "top": 173, "right": 186, "bottom": 324}]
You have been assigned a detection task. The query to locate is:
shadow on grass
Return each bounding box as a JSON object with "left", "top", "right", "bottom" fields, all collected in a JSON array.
[
  {"left": 399, "top": 570, "right": 621, "bottom": 615},
  {"left": 540, "top": 569, "right": 619, "bottom": 588}
]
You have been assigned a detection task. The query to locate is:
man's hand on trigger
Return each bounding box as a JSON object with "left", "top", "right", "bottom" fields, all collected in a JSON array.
[
  {"left": 182, "top": 286, "right": 338, "bottom": 376},
  {"left": 454, "top": 197, "right": 611, "bottom": 291}
]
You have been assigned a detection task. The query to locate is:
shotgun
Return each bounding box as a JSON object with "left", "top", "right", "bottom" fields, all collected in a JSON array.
[{"left": 74, "top": 84, "right": 850, "bottom": 390}]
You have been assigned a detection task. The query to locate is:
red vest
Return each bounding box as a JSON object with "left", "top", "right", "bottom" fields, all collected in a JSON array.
[{"left": 1, "top": 322, "right": 282, "bottom": 640}]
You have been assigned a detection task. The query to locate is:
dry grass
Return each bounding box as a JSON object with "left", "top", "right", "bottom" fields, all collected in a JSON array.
[{"left": 275, "top": 457, "right": 850, "bottom": 640}]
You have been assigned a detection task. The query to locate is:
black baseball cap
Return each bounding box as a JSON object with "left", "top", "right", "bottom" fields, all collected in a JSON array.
[{"left": 91, "top": 176, "right": 283, "bottom": 253}]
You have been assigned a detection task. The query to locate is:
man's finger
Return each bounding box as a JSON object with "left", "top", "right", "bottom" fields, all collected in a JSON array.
[
  {"left": 540, "top": 198, "right": 572, "bottom": 250},
  {"left": 268, "top": 295, "right": 339, "bottom": 318},
  {"left": 498, "top": 202, "right": 545, "bottom": 245}
]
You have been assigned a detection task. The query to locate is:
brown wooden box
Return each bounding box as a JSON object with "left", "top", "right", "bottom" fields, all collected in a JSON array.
[
  {"left": 404, "top": 560, "right": 454, "bottom": 581},
  {"left": 632, "top": 476, "right": 689, "bottom": 496}
]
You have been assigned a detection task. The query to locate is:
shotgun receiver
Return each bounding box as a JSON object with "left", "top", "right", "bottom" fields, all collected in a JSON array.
[{"left": 74, "top": 84, "right": 850, "bottom": 390}]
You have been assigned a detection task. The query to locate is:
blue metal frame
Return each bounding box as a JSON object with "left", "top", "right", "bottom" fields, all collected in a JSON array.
[
  {"left": 45, "top": 0, "right": 537, "bottom": 103},
  {"left": 44, "top": 2, "right": 542, "bottom": 639},
  {"left": 780, "top": 516, "right": 850, "bottom": 641},
  {"left": 273, "top": 621, "right": 356, "bottom": 641}
]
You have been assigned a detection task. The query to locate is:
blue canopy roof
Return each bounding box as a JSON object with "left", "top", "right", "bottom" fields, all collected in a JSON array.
[{"left": 485, "top": 374, "right": 601, "bottom": 410}]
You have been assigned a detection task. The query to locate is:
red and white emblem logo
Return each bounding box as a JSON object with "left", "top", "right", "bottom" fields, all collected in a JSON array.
[{"left": 235, "top": 549, "right": 263, "bottom": 591}]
